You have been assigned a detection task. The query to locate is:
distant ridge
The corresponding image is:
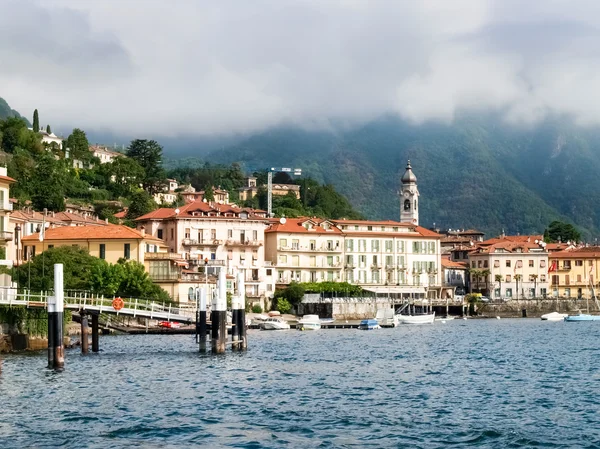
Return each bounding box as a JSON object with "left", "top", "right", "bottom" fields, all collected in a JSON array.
[{"left": 0, "top": 97, "right": 30, "bottom": 125}]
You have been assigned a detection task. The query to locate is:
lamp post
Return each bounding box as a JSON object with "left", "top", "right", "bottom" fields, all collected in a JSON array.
[{"left": 14, "top": 224, "right": 20, "bottom": 267}]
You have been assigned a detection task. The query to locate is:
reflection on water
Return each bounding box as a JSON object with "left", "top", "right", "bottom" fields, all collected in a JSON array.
[{"left": 1, "top": 319, "right": 599, "bottom": 448}]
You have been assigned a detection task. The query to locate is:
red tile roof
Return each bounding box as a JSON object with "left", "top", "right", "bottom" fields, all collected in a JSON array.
[
  {"left": 22, "top": 225, "right": 164, "bottom": 242},
  {"left": 266, "top": 218, "right": 343, "bottom": 234},
  {"left": 0, "top": 175, "right": 16, "bottom": 184},
  {"left": 114, "top": 210, "right": 127, "bottom": 219},
  {"left": 551, "top": 246, "right": 600, "bottom": 258},
  {"left": 135, "top": 201, "right": 268, "bottom": 221},
  {"left": 474, "top": 241, "right": 545, "bottom": 254},
  {"left": 441, "top": 257, "right": 468, "bottom": 269},
  {"left": 481, "top": 235, "right": 543, "bottom": 246}
]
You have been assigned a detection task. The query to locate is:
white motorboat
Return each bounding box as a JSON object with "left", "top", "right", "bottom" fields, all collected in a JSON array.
[
  {"left": 397, "top": 312, "right": 435, "bottom": 325},
  {"left": 260, "top": 317, "right": 290, "bottom": 330},
  {"left": 541, "top": 311, "right": 568, "bottom": 321},
  {"left": 297, "top": 314, "right": 321, "bottom": 331},
  {"left": 250, "top": 314, "right": 269, "bottom": 326}
]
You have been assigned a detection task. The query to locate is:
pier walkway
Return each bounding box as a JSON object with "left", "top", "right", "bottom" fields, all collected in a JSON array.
[{"left": 0, "top": 289, "right": 195, "bottom": 324}]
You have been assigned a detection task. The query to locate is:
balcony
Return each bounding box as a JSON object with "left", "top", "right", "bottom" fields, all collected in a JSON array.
[
  {"left": 182, "top": 239, "right": 222, "bottom": 247},
  {"left": 0, "top": 231, "right": 13, "bottom": 241},
  {"left": 344, "top": 263, "right": 355, "bottom": 269},
  {"left": 0, "top": 203, "right": 13, "bottom": 212},
  {"left": 225, "top": 239, "right": 263, "bottom": 247},
  {"left": 145, "top": 252, "right": 181, "bottom": 260},
  {"left": 277, "top": 245, "right": 342, "bottom": 253},
  {"left": 188, "top": 259, "right": 226, "bottom": 267}
]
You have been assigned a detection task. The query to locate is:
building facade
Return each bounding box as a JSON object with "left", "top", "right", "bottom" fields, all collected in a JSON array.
[
  {"left": 468, "top": 240, "right": 549, "bottom": 299},
  {"left": 135, "top": 201, "right": 275, "bottom": 302},
  {"left": 264, "top": 218, "right": 345, "bottom": 284},
  {"left": 0, "top": 167, "right": 15, "bottom": 266},
  {"left": 548, "top": 247, "right": 600, "bottom": 299}
]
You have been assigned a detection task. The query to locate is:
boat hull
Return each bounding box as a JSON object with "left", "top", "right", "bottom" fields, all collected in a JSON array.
[
  {"left": 397, "top": 313, "right": 435, "bottom": 325},
  {"left": 564, "top": 314, "right": 600, "bottom": 322},
  {"left": 541, "top": 312, "right": 568, "bottom": 321},
  {"left": 358, "top": 319, "right": 380, "bottom": 330},
  {"left": 297, "top": 323, "right": 321, "bottom": 331}
]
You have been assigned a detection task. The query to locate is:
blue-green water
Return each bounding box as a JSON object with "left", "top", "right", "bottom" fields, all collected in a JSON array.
[{"left": 1, "top": 319, "right": 600, "bottom": 448}]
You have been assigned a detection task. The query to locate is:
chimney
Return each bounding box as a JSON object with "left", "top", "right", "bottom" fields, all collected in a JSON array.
[
  {"left": 105, "top": 218, "right": 109, "bottom": 224},
  {"left": 141, "top": 226, "right": 146, "bottom": 237}
]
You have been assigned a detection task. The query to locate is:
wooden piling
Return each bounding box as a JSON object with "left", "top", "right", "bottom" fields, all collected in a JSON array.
[
  {"left": 198, "top": 288, "right": 207, "bottom": 353},
  {"left": 81, "top": 313, "right": 89, "bottom": 354},
  {"left": 91, "top": 313, "right": 99, "bottom": 353}
]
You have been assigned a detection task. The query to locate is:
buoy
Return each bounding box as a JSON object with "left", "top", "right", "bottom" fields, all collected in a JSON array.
[
  {"left": 112, "top": 297, "right": 124, "bottom": 311},
  {"left": 496, "top": 316, "right": 501, "bottom": 320}
]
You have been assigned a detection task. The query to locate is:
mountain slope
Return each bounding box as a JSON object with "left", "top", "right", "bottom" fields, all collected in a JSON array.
[
  {"left": 0, "top": 97, "right": 29, "bottom": 124},
  {"left": 208, "top": 115, "right": 598, "bottom": 239}
]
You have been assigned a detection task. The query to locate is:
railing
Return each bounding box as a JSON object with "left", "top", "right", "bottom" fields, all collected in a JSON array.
[
  {"left": 225, "top": 239, "right": 263, "bottom": 247},
  {"left": 182, "top": 239, "right": 221, "bottom": 246},
  {"left": 277, "top": 245, "right": 342, "bottom": 252},
  {"left": 0, "top": 203, "right": 13, "bottom": 212},
  {"left": 144, "top": 252, "right": 182, "bottom": 260}
]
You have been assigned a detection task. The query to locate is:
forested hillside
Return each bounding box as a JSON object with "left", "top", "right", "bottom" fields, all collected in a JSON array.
[{"left": 200, "top": 115, "right": 600, "bottom": 239}]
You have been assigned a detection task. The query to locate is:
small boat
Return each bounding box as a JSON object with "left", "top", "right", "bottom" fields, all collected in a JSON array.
[
  {"left": 359, "top": 319, "right": 380, "bottom": 330},
  {"left": 397, "top": 312, "right": 435, "bottom": 325},
  {"left": 319, "top": 318, "right": 335, "bottom": 324},
  {"left": 376, "top": 308, "right": 399, "bottom": 327},
  {"left": 260, "top": 317, "right": 290, "bottom": 330},
  {"left": 250, "top": 314, "right": 269, "bottom": 326},
  {"left": 297, "top": 315, "right": 321, "bottom": 331},
  {"left": 434, "top": 316, "right": 455, "bottom": 321},
  {"left": 541, "top": 312, "right": 568, "bottom": 321},
  {"left": 564, "top": 314, "right": 600, "bottom": 322}
]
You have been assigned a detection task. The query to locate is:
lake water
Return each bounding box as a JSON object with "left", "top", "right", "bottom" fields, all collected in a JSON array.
[{"left": 1, "top": 319, "right": 600, "bottom": 448}]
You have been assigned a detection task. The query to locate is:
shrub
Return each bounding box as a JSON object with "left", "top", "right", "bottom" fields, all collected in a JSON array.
[
  {"left": 251, "top": 304, "right": 263, "bottom": 313},
  {"left": 276, "top": 298, "right": 292, "bottom": 314}
]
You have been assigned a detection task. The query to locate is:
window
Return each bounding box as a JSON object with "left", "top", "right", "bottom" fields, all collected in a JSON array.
[
  {"left": 385, "top": 240, "right": 393, "bottom": 252},
  {"left": 483, "top": 260, "right": 488, "bottom": 268},
  {"left": 359, "top": 255, "right": 367, "bottom": 267},
  {"left": 372, "top": 255, "right": 378, "bottom": 265},
  {"left": 185, "top": 228, "right": 191, "bottom": 239},
  {"left": 292, "top": 255, "right": 299, "bottom": 267},
  {"left": 48, "top": 244, "right": 54, "bottom": 249},
  {"left": 292, "top": 239, "right": 299, "bottom": 250},
  {"left": 529, "top": 288, "right": 535, "bottom": 297},
  {"left": 228, "top": 229, "right": 233, "bottom": 238},
  {"left": 124, "top": 243, "right": 131, "bottom": 259},
  {"left": 505, "top": 288, "right": 513, "bottom": 298},
  {"left": 266, "top": 269, "right": 272, "bottom": 276},
  {"left": 367, "top": 226, "right": 373, "bottom": 231},
  {"left": 345, "top": 239, "right": 353, "bottom": 251},
  {"left": 506, "top": 260, "right": 511, "bottom": 267},
  {"left": 477, "top": 261, "right": 482, "bottom": 268},
  {"left": 279, "top": 255, "right": 287, "bottom": 264},
  {"left": 327, "top": 271, "right": 334, "bottom": 281},
  {"left": 494, "top": 288, "right": 501, "bottom": 298},
  {"left": 575, "top": 260, "right": 583, "bottom": 266},
  {"left": 279, "top": 238, "right": 287, "bottom": 248},
  {"left": 397, "top": 241, "right": 405, "bottom": 253},
  {"left": 506, "top": 275, "right": 511, "bottom": 283},
  {"left": 552, "top": 275, "right": 559, "bottom": 285},
  {"left": 565, "top": 275, "right": 570, "bottom": 285},
  {"left": 327, "top": 255, "right": 334, "bottom": 267},
  {"left": 327, "top": 240, "right": 334, "bottom": 250},
  {"left": 540, "top": 274, "right": 546, "bottom": 282},
  {"left": 99, "top": 244, "right": 106, "bottom": 260},
  {"left": 371, "top": 240, "right": 379, "bottom": 252},
  {"left": 577, "top": 274, "right": 582, "bottom": 282},
  {"left": 170, "top": 229, "right": 174, "bottom": 240},
  {"left": 564, "top": 260, "right": 571, "bottom": 269},
  {"left": 310, "top": 256, "right": 316, "bottom": 267},
  {"left": 359, "top": 239, "right": 367, "bottom": 251},
  {"left": 211, "top": 229, "right": 216, "bottom": 240},
  {"left": 540, "top": 288, "right": 547, "bottom": 298},
  {"left": 157, "top": 229, "right": 163, "bottom": 239},
  {"left": 253, "top": 230, "right": 258, "bottom": 240},
  {"left": 529, "top": 260, "right": 534, "bottom": 267},
  {"left": 540, "top": 260, "right": 546, "bottom": 268},
  {"left": 494, "top": 260, "right": 500, "bottom": 268},
  {"left": 564, "top": 288, "right": 571, "bottom": 298}
]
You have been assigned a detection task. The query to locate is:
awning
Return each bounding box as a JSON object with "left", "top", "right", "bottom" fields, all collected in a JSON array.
[{"left": 363, "top": 286, "right": 427, "bottom": 295}]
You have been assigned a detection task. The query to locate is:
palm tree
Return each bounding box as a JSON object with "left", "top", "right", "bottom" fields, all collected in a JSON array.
[
  {"left": 495, "top": 274, "right": 502, "bottom": 300},
  {"left": 481, "top": 269, "right": 491, "bottom": 295},
  {"left": 515, "top": 274, "right": 523, "bottom": 300},
  {"left": 470, "top": 269, "right": 482, "bottom": 293},
  {"left": 530, "top": 274, "right": 538, "bottom": 298}
]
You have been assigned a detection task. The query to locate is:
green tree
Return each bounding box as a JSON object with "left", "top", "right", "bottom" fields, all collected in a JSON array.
[
  {"left": 101, "top": 156, "right": 145, "bottom": 198},
  {"left": 495, "top": 274, "right": 502, "bottom": 299},
  {"left": 274, "top": 282, "right": 305, "bottom": 308},
  {"left": 127, "top": 139, "right": 166, "bottom": 195},
  {"left": 46, "top": 124, "right": 51, "bottom": 134},
  {"left": 275, "top": 298, "right": 292, "bottom": 314},
  {"left": 544, "top": 220, "right": 581, "bottom": 243},
  {"left": 515, "top": 274, "right": 522, "bottom": 300},
  {"left": 481, "top": 269, "right": 491, "bottom": 295},
  {"left": 531, "top": 274, "right": 538, "bottom": 298},
  {"left": 203, "top": 184, "right": 214, "bottom": 201},
  {"left": 32, "top": 109, "right": 39, "bottom": 132},
  {"left": 13, "top": 246, "right": 103, "bottom": 291},
  {"left": 65, "top": 128, "right": 90, "bottom": 161},
  {"left": 125, "top": 189, "right": 157, "bottom": 221},
  {"left": 31, "top": 153, "right": 67, "bottom": 211}
]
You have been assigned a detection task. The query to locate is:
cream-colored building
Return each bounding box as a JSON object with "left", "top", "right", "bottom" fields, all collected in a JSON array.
[
  {"left": 135, "top": 201, "right": 275, "bottom": 302},
  {"left": 468, "top": 239, "right": 549, "bottom": 299},
  {"left": 21, "top": 225, "right": 166, "bottom": 265},
  {"left": 89, "top": 145, "right": 122, "bottom": 164},
  {"left": 0, "top": 167, "right": 15, "bottom": 266},
  {"left": 334, "top": 219, "right": 443, "bottom": 295},
  {"left": 264, "top": 218, "right": 345, "bottom": 284}
]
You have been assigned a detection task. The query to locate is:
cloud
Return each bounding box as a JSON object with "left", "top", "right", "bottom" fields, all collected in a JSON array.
[{"left": 1, "top": 0, "right": 599, "bottom": 137}]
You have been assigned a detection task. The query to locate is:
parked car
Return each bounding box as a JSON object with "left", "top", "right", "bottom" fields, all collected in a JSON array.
[{"left": 480, "top": 296, "right": 490, "bottom": 302}]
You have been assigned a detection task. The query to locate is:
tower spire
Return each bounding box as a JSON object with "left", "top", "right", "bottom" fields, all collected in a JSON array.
[{"left": 400, "top": 160, "right": 419, "bottom": 225}]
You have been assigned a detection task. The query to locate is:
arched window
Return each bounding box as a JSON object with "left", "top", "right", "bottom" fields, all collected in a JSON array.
[{"left": 404, "top": 199, "right": 411, "bottom": 210}]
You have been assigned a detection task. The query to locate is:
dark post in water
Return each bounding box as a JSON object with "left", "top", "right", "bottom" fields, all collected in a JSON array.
[
  {"left": 47, "top": 264, "right": 65, "bottom": 370},
  {"left": 80, "top": 313, "right": 89, "bottom": 354},
  {"left": 91, "top": 313, "right": 99, "bottom": 353},
  {"left": 211, "top": 269, "right": 227, "bottom": 354},
  {"left": 235, "top": 270, "right": 247, "bottom": 350},
  {"left": 198, "top": 288, "right": 207, "bottom": 352}
]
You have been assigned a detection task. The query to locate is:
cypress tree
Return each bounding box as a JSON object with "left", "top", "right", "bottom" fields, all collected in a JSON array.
[
  {"left": 46, "top": 124, "right": 51, "bottom": 134},
  {"left": 33, "top": 109, "right": 39, "bottom": 132}
]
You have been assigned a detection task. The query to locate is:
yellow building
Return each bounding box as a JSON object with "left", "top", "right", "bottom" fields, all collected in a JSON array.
[
  {"left": 549, "top": 247, "right": 600, "bottom": 298},
  {"left": 21, "top": 225, "right": 166, "bottom": 265}
]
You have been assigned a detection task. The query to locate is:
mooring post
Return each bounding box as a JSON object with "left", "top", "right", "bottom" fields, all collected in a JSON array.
[
  {"left": 212, "top": 269, "right": 227, "bottom": 354},
  {"left": 81, "top": 312, "right": 89, "bottom": 354},
  {"left": 91, "top": 313, "right": 99, "bottom": 353},
  {"left": 48, "top": 264, "right": 65, "bottom": 370},
  {"left": 198, "top": 288, "right": 207, "bottom": 353},
  {"left": 231, "top": 287, "right": 240, "bottom": 351},
  {"left": 237, "top": 269, "right": 247, "bottom": 350}
]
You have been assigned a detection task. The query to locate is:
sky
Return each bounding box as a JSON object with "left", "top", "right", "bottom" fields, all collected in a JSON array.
[{"left": 2, "top": 0, "right": 600, "bottom": 137}]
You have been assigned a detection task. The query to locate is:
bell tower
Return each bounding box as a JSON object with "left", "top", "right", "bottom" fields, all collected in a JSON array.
[{"left": 400, "top": 160, "right": 419, "bottom": 225}]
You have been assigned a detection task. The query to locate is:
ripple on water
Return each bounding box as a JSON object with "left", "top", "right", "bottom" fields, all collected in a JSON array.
[{"left": 1, "top": 322, "right": 600, "bottom": 448}]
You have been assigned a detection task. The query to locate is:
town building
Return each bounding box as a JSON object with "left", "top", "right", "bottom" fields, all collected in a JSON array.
[
  {"left": 467, "top": 239, "right": 549, "bottom": 299},
  {"left": 135, "top": 201, "right": 275, "bottom": 304},
  {"left": 238, "top": 177, "right": 258, "bottom": 201},
  {"left": 154, "top": 178, "right": 179, "bottom": 205},
  {"left": 548, "top": 247, "right": 600, "bottom": 299},
  {"left": 29, "top": 129, "right": 64, "bottom": 149},
  {"left": 21, "top": 225, "right": 166, "bottom": 265},
  {"left": 441, "top": 256, "right": 468, "bottom": 293},
  {"left": 238, "top": 176, "right": 300, "bottom": 201},
  {"left": 0, "top": 167, "right": 15, "bottom": 266},
  {"left": 89, "top": 145, "right": 122, "bottom": 164},
  {"left": 264, "top": 218, "right": 345, "bottom": 284},
  {"left": 182, "top": 187, "right": 230, "bottom": 205}
]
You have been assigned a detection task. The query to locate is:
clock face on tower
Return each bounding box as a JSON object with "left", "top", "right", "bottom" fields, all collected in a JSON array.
[{"left": 403, "top": 192, "right": 410, "bottom": 198}]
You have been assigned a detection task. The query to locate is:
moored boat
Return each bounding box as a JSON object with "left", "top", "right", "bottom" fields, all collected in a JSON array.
[
  {"left": 358, "top": 319, "right": 380, "bottom": 330},
  {"left": 260, "top": 317, "right": 290, "bottom": 330},
  {"left": 397, "top": 312, "right": 435, "bottom": 325},
  {"left": 297, "top": 314, "right": 321, "bottom": 330},
  {"left": 541, "top": 311, "right": 568, "bottom": 321},
  {"left": 564, "top": 314, "right": 600, "bottom": 322}
]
